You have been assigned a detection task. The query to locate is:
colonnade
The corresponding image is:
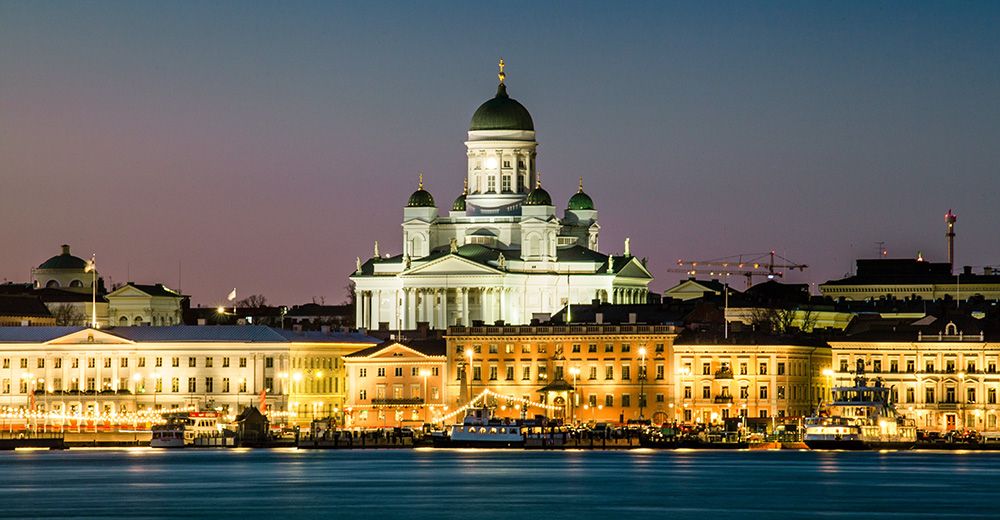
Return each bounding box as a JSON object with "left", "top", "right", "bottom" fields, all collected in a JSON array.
[{"left": 612, "top": 287, "right": 648, "bottom": 304}]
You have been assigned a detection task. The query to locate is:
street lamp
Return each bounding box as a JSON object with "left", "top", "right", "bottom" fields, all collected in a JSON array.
[
  {"left": 638, "top": 347, "right": 648, "bottom": 420},
  {"left": 821, "top": 368, "right": 834, "bottom": 405},
  {"left": 464, "top": 348, "right": 474, "bottom": 405},
  {"left": 419, "top": 369, "right": 432, "bottom": 424},
  {"left": 568, "top": 366, "right": 580, "bottom": 424}
]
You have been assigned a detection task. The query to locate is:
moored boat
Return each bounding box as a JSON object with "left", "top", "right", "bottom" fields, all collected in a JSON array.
[{"left": 803, "top": 359, "right": 916, "bottom": 450}]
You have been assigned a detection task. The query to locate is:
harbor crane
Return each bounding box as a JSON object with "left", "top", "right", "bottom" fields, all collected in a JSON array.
[{"left": 666, "top": 251, "right": 808, "bottom": 288}]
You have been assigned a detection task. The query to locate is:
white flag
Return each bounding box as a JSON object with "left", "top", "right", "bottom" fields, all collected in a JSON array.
[
  {"left": 84, "top": 256, "right": 96, "bottom": 273},
  {"left": 227, "top": 288, "right": 237, "bottom": 301}
]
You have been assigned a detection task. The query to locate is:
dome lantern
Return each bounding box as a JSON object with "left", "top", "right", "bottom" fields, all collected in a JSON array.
[
  {"left": 406, "top": 173, "right": 436, "bottom": 208},
  {"left": 568, "top": 177, "right": 595, "bottom": 210}
]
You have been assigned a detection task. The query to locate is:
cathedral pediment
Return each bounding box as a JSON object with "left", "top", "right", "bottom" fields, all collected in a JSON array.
[
  {"left": 613, "top": 257, "right": 654, "bottom": 280},
  {"left": 403, "top": 254, "right": 502, "bottom": 276}
]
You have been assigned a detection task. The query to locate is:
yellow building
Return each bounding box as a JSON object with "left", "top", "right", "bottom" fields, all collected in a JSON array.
[
  {"left": 278, "top": 329, "right": 381, "bottom": 426},
  {"left": 343, "top": 340, "right": 447, "bottom": 428},
  {"left": 445, "top": 324, "right": 680, "bottom": 424},
  {"left": 829, "top": 317, "right": 999, "bottom": 432},
  {"left": 672, "top": 336, "right": 831, "bottom": 425}
]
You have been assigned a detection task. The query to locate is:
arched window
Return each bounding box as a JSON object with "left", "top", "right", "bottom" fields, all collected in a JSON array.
[
  {"left": 134, "top": 316, "right": 144, "bottom": 326},
  {"left": 45, "top": 280, "right": 60, "bottom": 288},
  {"left": 69, "top": 280, "right": 83, "bottom": 288},
  {"left": 119, "top": 316, "right": 129, "bottom": 326}
]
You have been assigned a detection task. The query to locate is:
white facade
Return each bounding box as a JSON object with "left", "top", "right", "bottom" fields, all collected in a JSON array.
[{"left": 351, "top": 64, "right": 653, "bottom": 329}]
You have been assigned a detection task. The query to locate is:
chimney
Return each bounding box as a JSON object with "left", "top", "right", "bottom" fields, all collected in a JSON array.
[
  {"left": 595, "top": 312, "right": 604, "bottom": 324},
  {"left": 61, "top": 244, "right": 71, "bottom": 255},
  {"left": 628, "top": 312, "right": 637, "bottom": 324},
  {"left": 963, "top": 265, "right": 972, "bottom": 276},
  {"left": 985, "top": 267, "right": 995, "bottom": 276}
]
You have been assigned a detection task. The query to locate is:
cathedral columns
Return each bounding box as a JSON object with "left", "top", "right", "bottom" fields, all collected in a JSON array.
[
  {"left": 441, "top": 288, "right": 449, "bottom": 328},
  {"left": 400, "top": 289, "right": 409, "bottom": 330},
  {"left": 499, "top": 288, "right": 507, "bottom": 324},
  {"left": 372, "top": 290, "right": 382, "bottom": 328},
  {"left": 461, "top": 288, "right": 470, "bottom": 326},
  {"left": 355, "top": 291, "right": 364, "bottom": 329}
]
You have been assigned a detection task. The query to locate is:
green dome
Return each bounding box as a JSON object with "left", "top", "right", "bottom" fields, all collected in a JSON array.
[
  {"left": 407, "top": 189, "right": 435, "bottom": 208},
  {"left": 452, "top": 193, "right": 467, "bottom": 212},
  {"left": 568, "top": 191, "right": 594, "bottom": 210},
  {"left": 38, "top": 245, "right": 87, "bottom": 270},
  {"left": 523, "top": 186, "right": 552, "bottom": 206},
  {"left": 470, "top": 84, "right": 534, "bottom": 131}
]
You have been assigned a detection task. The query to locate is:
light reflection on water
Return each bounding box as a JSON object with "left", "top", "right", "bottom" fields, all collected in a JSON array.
[{"left": 0, "top": 449, "right": 994, "bottom": 518}]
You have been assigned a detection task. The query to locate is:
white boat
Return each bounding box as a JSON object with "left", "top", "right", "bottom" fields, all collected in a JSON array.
[
  {"left": 804, "top": 359, "right": 916, "bottom": 450},
  {"left": 150, "top": 411, "right": 224, "bottom": 448},
  {"left": 433, "top": 406, "right": 527, "bottom": 448}
]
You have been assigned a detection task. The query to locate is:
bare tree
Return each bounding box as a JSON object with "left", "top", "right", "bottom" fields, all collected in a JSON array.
[
  {"left": 236, "top": 294, "right": 268, "bottom": 308},
  {"left": 344, "top": 281, "right": 356, "bottom": 305},
  {"left": 749, "top": 307, "right": 797, "bottom": 334},
  {"left": 51, "top": 303, "right": 86, "bottom": 326}
]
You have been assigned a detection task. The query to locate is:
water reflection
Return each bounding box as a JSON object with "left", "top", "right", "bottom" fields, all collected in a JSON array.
[{"left": 0, "top": 450, "right": 996, "bottom": 518}]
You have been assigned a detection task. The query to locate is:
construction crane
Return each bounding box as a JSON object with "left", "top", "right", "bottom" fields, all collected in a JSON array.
[{"left": 667, "top": 251, "right": 808, "bottom": 288}]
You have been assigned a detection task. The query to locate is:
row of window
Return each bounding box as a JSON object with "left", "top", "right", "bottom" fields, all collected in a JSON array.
[
  {"left": 839, "top": 358, "right": 1000, "bottom": 374},
  {"left": 2, "top": 357, "right": 272, "bottom": 370},
  {"left": 459, "top": 364, "right": 661, "bottom": 382},
  {"left": 2, "top": 376, "right": 260, "bottom": 394},
  {"left": 683, "top": 384, "right": 811, "bottom": 400},
  {"left": 457, "top": 343, "right": 666, "bottom": 355},
  {"left": 900, "top": 386, "right": 999, "bottom": 404},
  {"left": 682, "top": 360, "right": 803, "bottom": 377},
  {"left": 357, "top": 367, "right": 441, "bottom": 378}
]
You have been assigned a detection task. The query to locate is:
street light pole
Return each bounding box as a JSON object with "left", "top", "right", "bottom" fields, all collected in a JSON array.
[
  {"left": 568, "top": 366, "right": 580, "bottom": 424},
  {"left": 638, "top": 347, "right": 648, "bottom": 420},
  {"left": 419, "top": 369, "right": 431, "bottom": 424}
]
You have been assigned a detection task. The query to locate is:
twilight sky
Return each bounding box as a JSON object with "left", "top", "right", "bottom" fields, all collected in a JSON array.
[{"left": 2, "top": 1, "right": 999, "bottom": 306}]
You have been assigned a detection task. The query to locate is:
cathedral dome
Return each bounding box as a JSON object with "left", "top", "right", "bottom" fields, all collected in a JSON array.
[
  {"left": 470, "top": 83, "right": 534, "bottom": 132},
  {"left": 567, "top": 178, "right": 595, "bottom": 210},
  {"left": 407, "top": 189, "right": 435, "bottom": 208},
  {"left": 406, "top": 175, "right": 436, "bottom": 208},
  {"left": 452, "top": 193, "right": 467, "bottom": 211},
  {"left": 38, "top": 244, "right": 87, "bottom": 270},
  {"left": 523, "top": 185, "right": 552, "bottom": 206}
]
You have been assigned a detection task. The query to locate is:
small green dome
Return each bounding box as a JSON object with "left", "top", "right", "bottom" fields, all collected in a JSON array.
[
  {"left": 470, "top": 84, "right": 534, "bottom": 131},
  {"left": 523, "top": 186, "right": 552, "bottom": 206},
  {"left": 407, "top": 189, "right": 435, "bottom": 208},
  {"left": 38, "top": 245, "right": 87, "bottom": 270},
  {"left": 568, "top": 191, "right": 594, "bottom": 210},
  {"left": 452, "top": 193, "right": 467, "bottom": 212}
]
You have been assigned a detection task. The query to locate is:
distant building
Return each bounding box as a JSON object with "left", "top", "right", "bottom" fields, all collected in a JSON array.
[
  {"left": 31, "top": 244, "right": 96, "bottom": 290},
  {"left": 106, "top": 283, "right": 185, "bottom": 326},
  {"left": 343, "top": 339, "right": 447, "bottom": 428},
  {"left": 820, "top": 259, "right": 1000, "bottom": 301},
  {"left": 0, "top": 295, "right": 54, "bottom": 326},
  {"left": 662, "top": 278, "right": 733, "bottom": 301}
]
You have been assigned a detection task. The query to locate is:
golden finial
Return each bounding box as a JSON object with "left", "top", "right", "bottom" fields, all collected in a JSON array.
[
  {"left": 418, "top": 172, "right": 424, "bottom": 190},
  {"left": 462, "top": 178, "right": 468, "bottom": 195},
  {"left": 536, "top": 171, "right": 542, "bottom": 188},
  {"left": 578, "top": 176, "right": 584, "bottom": 193},
  {"left": 498, "top": 58, "right": 506, "bottom": 84}
]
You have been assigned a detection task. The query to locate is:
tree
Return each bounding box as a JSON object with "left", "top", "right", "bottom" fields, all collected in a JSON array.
[
  {"left": 236, "top": 294, "right": 268, "bottom": 308},
  {"left": 51, "top": 303, "right": 86, "bottom": 326},
  {"left": 749, "top": 306, "right": 819, "bottom": 334}
]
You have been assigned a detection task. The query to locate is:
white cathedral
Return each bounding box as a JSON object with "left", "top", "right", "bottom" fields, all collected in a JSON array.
[{"left": 351, "top": 61, "right": 653, "bottom": 330}]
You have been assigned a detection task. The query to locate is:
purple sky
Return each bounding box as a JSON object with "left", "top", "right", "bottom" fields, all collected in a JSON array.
[{"left": 2, "top": 2, "right": 999, "bottom": 306}]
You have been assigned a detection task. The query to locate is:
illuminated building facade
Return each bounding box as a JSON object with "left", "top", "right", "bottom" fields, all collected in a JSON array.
[
  {"left": 343, "top": 340, "right": 447, "bottom": 428},
  {"left": 444, "top": 324, "right": 680, "bottom": 424},
  {"left": 0, "top": 326, "right": 377, "bottom": 427},
  {"left": 350, "top": 61, "right": 653, "bottom": 330},
  {"left": 829, "top": 316, "right": 1000, "bottom": 432},
  {"left": 672, "top": 336, "right": 831, "bottom": 424}
]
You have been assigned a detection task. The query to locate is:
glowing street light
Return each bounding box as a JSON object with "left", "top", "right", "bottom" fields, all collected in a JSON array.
[{"left": 419, "top": 368, "right": 432, "bottom": 423}]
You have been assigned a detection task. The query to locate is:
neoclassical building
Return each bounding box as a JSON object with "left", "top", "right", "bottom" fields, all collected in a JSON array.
[{"left": 351, "top": 61, "right": 653, "bottom": 330}]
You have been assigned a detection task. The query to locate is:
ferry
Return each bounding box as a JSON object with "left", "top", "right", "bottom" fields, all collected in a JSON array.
[
  {"left": 433, "top": 406, "right": 528, "bottom": 448},
  {"left": 803, "top": 360, "right": 917, "bottom": 450},
  {"left": 150, "top": 411, "right": 224, "bottom": 448}
]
